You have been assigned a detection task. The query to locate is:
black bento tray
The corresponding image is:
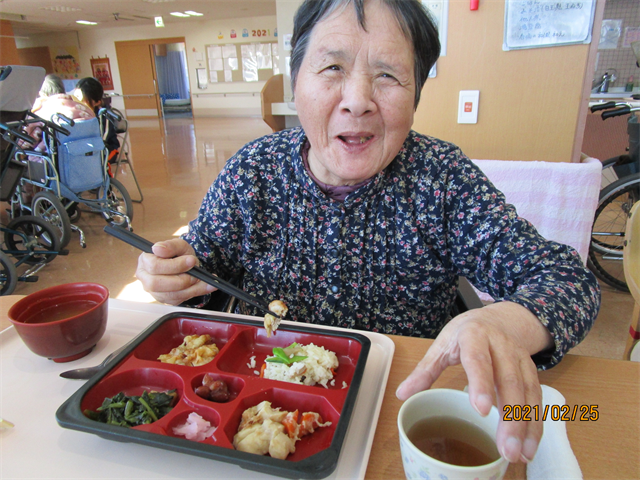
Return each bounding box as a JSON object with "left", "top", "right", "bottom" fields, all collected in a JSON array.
[{"left": 56, "top": 312, "right": 371, "bottom": 479}]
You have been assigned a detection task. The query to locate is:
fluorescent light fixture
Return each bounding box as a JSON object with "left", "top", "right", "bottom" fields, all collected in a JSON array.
[
  {"left": 154, "top": 16, "right": 164, "bottom": 27},
  {"left": 185, "top": 11, "right": 203, "bottom": 16},
  {"left": 76, "top": 20, "right": 97, "bottom": 25},
  {"left": 170, "top": 11, "right": 189, "bottom": 17}
]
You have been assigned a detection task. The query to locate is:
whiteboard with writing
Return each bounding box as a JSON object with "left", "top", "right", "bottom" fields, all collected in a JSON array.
[{"left": 503, "top": 0, "right": 596, "bottom": 51}]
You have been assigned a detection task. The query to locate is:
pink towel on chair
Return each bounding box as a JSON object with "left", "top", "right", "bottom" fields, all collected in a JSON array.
[
  {"left": 472, "top": 158, "right": 602, "bottom": 303},
  {"left": 471, "top": 158, "right": 601, "bottom": 265},
  {"left": 469, "top": 157, "right": 601, "bottom": 303}
]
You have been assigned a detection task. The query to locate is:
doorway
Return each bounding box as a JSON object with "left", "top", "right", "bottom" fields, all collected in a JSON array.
[
  {"left": 114, "top": 37, "right": 190, "bottom": 118},
  {"left": 153, "top": 43, "right": 192, "bottom": 119}
]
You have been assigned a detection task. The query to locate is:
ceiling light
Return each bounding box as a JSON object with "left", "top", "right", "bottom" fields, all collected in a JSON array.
[
  {"left": 76, "top": 20, "right": 97, "bottom": 25},
  {"left": 184, "top": 11, "right": 203, "bottom": 16},
  {"left": 143, "top": 0, "right": 175, "bottom": 3},
  {"left": 170, "top": 12, "right": 189, "bottom": 17}
]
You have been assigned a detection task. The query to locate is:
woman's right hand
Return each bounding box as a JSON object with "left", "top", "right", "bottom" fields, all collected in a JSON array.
[{"left": 135, "top": 238, "right": 216, "bottom": 305}]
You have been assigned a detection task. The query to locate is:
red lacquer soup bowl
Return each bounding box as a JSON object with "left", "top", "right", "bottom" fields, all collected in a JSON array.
[{"left": 8, "top": 282, "right": 109, "bottom": 362}]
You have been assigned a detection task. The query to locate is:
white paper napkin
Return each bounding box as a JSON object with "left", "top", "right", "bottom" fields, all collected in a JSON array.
[{"left": 527, "top": 384, "right": 583, "bottom": 480}]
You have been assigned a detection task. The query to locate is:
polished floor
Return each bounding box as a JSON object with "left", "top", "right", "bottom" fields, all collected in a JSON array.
[{"left": 2, "top": 116, "right": 634, "bottom": 361}]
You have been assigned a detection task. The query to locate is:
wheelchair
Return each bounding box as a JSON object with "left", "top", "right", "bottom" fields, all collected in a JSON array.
[
  {"left": 588, "top": 101, "right": 640, "bottom": 292},
  {"left": 0, "top": 65, "right": 66, "bottom": 295},
  {"left": 11, "top": 109, "right": 134, "bottom": 249}
]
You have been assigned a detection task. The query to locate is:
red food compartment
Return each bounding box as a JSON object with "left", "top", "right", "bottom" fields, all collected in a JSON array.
[
  {"left": 130, "top": 317, "right": 239, "bottom": 363},
  {"left": 56, "top": 312, "right": 371, "bottom": 479},
  {"left": 222, "top": 387, "right": 339, "bottom": 461},
  {"left": 164, "top": 407, "right": 222, "bottom": 443},
  {"left": 217, "top": 323, "right": 363, "bottom": 387},
  {"left": 190, "top": 372, "right": 245, "bottom": 403}
]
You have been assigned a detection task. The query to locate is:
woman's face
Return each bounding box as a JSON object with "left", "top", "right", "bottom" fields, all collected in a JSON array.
[{"left": 294, "top": 0, "right": 416, "bottom": 186}]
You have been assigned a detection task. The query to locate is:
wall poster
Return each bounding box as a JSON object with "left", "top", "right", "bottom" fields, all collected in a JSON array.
[
  {"left": 52, "top": 47, "right": 81, "bottom": 79},
  {"left": 90, "top": 57, "right": 114, "bottom": 91}
]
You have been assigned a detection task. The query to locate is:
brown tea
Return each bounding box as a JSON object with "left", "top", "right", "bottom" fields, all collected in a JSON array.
[
  {"left": 406, "top": 415, "right": 500, "bottom": 467},
  {"left": 24, "top": 300, "right": 97, "bottom": 324}
]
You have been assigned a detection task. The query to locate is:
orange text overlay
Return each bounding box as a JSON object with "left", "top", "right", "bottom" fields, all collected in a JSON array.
[{"left": 503, "top": 405, "right": 599, "bottom": 422}]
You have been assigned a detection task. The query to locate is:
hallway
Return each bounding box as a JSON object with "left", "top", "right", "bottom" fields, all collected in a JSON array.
[{"left": 3, "top": 115, "right": 633, "bottom": 362}]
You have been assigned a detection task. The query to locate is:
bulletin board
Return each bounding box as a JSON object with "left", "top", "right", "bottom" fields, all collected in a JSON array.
[
  {"left": 205, "top": 42, "right": 279, "bottom": 83},
  {"left": 503, "top": 0, "right": 596, "bottom": 51}
]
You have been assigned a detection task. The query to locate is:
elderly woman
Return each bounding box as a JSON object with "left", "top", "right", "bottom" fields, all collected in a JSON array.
[
  {"left": 20, "top": 74, "right": 96, "bottom": 204},
  {"left": 31, "top": 74, "right": 95, "bottom": 122},
  {"left": 136, "top": 0, "right": 600, "bottom": 465}
]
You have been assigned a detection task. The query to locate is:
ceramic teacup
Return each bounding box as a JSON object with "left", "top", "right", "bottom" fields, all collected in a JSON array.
[{"left": 397, "top": 388, "right": 508, "bottom": 480}]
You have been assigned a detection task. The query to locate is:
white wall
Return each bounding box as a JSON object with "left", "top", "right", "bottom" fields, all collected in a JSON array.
[
  {"left": 276, "top": 0, "right": 302, "bottom": 103},
  {"left": 17, "top": 16, "right": 277, "bottom": 117}
]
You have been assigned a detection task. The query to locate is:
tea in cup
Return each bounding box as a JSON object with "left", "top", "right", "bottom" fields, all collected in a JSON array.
[{"left": 398, "top": 388, "right": 508, "bottom": 480}]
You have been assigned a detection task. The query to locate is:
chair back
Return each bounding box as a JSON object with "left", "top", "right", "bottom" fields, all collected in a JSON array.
[
  {"left": 471, "top": 157, "right": 601, "bottom": 265},
  {"left": 0, "top": 65, "right": 45, "bottom": 114},
  {"left": 110, "top": 107, "right": 128, "bottom": 135},
  {"left": 56, "top": 117, "right": 106, "bottom": 193},
  {"left": 260, "top": 74, "right": 285, "bottom": 133},
  {"left": 623, "top": 201, "right": 640, "bottom": 361}
]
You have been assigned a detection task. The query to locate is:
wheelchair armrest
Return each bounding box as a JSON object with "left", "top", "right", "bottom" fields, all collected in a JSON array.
[{"left": 454, "top": 276, "right": 485, "bottom": 312}]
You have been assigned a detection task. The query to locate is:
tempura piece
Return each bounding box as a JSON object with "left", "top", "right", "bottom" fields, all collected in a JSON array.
[{"left": 264, "top": 300, "right": 288, "bottom": 337}]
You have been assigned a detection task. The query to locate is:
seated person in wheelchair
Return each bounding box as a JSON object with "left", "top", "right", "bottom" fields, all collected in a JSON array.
[
  {"left": 72, "top": 77, "right": 120, "bottom": 165},
  {"left": 135, "top": 0, "right": 601, "bottom": 467},
  {"left": 20, "top": 74, "right": 97, "bottom": 203},
  {"left": 25, "top": 74, "right": 95, "bottom": 152},
  {"left": 32, "top": 74, "right": 95, "bottom": 121}
]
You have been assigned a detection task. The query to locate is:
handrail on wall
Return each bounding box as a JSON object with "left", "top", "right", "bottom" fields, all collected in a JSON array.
[
  {"left": 109, "top": 92, "right": 259, "bottom": 99},
  {"left": 109, "top": 93, "right": 156, "bottom": 98},
  {"left": 193, "top": 92, "right": 258, "bottom": 98}
]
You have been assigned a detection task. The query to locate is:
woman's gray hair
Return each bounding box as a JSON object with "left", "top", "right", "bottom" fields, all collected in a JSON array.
[
  {"left": 39, "top": 74, "right": 65, "bottom": 97},
  {"left": 290, "top": 0, "right": 440, "bottom": 109}
]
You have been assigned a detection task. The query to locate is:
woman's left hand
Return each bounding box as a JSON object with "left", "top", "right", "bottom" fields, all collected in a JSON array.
[{"left": 396, "top": 301, "right": 553, "bottom": 464}]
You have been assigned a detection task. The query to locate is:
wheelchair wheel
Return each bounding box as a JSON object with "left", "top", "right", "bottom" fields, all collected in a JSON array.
[
  {"left": 588, "top": 173, "right": 640, "bottom": 292},
  {"left": 32, "top": 190, "right": 72, "bottom": 249},
  {"left": 4, "top": 215, "right": 61, "bottom": 265},
  {"left": 0, "top": 250, "right": 18, "bottom": 296},
  {"left": 99, "top": 178, "right": 133, "bottom": 226}
]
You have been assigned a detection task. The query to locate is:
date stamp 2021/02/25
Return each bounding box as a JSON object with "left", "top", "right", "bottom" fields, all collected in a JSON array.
[{"left": 503, "top": 404, "right": 599, "bottom": 421}]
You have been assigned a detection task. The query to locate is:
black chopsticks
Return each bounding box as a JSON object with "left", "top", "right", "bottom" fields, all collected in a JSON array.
[{"left": 104, "top": 225, "right": 282, "bottom": 319}]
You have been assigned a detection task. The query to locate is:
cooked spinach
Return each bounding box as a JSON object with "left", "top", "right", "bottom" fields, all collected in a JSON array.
[{"left": 84, "top": 389, "right": 177, "bottom": 427}]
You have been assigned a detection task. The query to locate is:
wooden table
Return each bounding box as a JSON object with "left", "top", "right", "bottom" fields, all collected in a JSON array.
[
  {"left": 2, "top": 295, "right": 638, "bottom": 479},
  {"left": 365, "top": 335, "right": 640, "bottom": 480}
]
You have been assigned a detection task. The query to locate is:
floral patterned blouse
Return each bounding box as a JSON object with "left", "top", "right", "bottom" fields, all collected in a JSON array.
[{"left": 182, "top": 128, "right": 600, "bottom": 369}]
